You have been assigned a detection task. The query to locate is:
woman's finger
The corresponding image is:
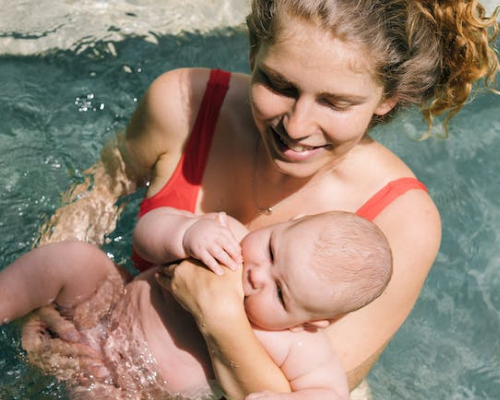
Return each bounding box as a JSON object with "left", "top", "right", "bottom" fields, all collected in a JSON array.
[
  {"left": 160, "top": 262, "right": 179, "bottom": 277},
  {"left": 155, "top": 269, "right": 173, "bottom": 291}
]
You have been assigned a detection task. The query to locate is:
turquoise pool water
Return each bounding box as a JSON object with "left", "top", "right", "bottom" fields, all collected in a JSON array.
[{"left": 1, "top": 18, "right": 500, "bottom": 400}]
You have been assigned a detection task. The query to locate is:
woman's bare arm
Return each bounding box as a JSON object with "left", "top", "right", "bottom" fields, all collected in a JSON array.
[
  {"left": 157, "top": 259, "right": 291, "bottom": 400},
  {"left": 35, "top": 135, "right": 140, "bottom": 247},
  {"left": 332, "top": 189, "right": 442, "bottom": 389}
]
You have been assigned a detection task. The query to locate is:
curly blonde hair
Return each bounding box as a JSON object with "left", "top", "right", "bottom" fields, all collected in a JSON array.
[{"left": 247, "top": 0, "right": 499, "bottom": 135}]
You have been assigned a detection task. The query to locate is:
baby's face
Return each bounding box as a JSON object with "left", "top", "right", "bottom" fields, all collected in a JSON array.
[{"left": 241, "top": 216, "right": 335, "bottom": 331}]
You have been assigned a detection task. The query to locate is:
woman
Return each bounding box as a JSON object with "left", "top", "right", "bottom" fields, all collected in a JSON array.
[{"left": 38, "top": 0, "right": 499, "bottom": 399}]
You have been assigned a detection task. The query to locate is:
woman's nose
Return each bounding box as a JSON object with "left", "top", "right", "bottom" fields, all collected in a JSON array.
[{"left": 282, "top": 96, "right": 317, "bottom": 140}]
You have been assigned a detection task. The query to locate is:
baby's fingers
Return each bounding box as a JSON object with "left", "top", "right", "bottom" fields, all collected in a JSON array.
[
  {"left": 210, "top": 233, "right": 242, "bottom": 268},
  {"left": 220, "top": 239, "right": 243, "bottom": 267},
  {"left": 198, "top": 245, "right": 240, "bottom": 275},
  {"left": 212, "top": 247, "right": 242, "bottom": 272},
  {"left": 200, "top": 252, "right": 225, "bottom": 276}
]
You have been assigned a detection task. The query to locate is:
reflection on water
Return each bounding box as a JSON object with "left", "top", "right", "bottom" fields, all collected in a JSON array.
[
  {"left": 0, "top": 0, "right": 250, "bottom": 55},
  {"left": 369, "top": 93, "right": 500, "bottom": 399}
]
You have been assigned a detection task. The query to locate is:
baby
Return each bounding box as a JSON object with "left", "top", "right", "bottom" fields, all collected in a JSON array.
[{"left": 0, "top": 209, "right": 392, "bottom": 400}]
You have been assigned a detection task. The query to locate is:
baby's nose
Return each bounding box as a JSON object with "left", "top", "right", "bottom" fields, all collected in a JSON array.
[{"left": 247, "top": 266, "right": 267, "bottom": 292}]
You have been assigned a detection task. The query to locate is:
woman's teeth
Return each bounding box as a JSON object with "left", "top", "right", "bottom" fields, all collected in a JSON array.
[
  {"left": 277, "top": 134, "right": 314, "bottom": 152},
  {"left": 289, "top": 143, "right": 312, "bottom": 152}
]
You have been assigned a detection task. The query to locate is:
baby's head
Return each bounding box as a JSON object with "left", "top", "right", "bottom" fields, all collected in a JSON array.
[{"left": 241, "top": 211, "right": 392, "bottom": 331}]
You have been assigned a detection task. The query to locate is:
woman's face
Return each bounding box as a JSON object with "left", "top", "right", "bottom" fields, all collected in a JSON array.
[{"left": 249, "top": 16, "right": 395, "bottom": 178}]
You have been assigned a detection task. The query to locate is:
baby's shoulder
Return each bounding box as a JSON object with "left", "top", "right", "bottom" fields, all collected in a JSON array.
[{"left": 254, "top": 328, "right": 331, "bottom": 367}]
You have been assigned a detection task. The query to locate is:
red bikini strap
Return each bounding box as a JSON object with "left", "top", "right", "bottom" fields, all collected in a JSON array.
[
  {"left": 185, "top": 68, "right": 231, "bottom": 184},
  {"left": 356, "top": 177, "right": 428, "bottom": 221}
]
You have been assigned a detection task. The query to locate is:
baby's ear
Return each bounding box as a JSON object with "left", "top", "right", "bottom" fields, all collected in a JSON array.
[
  {"left": 289, "top": 319, "right": 331, "bottom": 333},
  {"left": 289, "top": 325, "right": 305, "bottom": 333},
  {"left": 304, "top": 319, "right": 331, "bottom": 330}
]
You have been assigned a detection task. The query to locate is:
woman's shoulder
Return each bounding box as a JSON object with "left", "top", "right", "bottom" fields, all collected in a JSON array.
[
  {"left": 146, "top": 68, "right": 250, "bottom": 131},
  {"left": 146, "top": 67, "right": 211, "bottom": 117},
  {"left": 123, "top": 68, "right": 216, "bottom": 181},
  {"left": 357, "top": 138, "right": 414, "bottom": 178},
  {"left": 354, "top": 137, "right": 441, "bottom": 244},
  {"left": 129, "top": 68, "right": 215, "bottom": 152},
  {"left": 342, "top": 139, "right": 416, "bottom": 199},
  {"left": 348, "top": 138, "right": 441, "bottom": 233},
  {"left": 150, "top": 68, "right": 250, "bottom": 98}
]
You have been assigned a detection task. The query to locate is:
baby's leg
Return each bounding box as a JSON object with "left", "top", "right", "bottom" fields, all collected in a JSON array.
[
  {"left": 67, "top": 259, "right": 129, "bottom": 330},
  {"left": 22, "top": 259, "right": 128, "bottom": 387}
]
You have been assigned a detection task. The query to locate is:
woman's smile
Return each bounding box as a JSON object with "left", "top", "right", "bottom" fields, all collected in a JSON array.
[{"left": 269, "top": 127, "right": 329, "bottom": 162}]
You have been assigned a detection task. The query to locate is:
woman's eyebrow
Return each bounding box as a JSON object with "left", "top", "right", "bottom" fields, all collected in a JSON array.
[
  {"left": 260, "top": 64, "right": 293, "bottom": 85},
  {"left": 262, "top": 64, "right": 368, "bottom": 103},
  {"left": 319, "top": 92, "right": 368, "bottom": 104}
]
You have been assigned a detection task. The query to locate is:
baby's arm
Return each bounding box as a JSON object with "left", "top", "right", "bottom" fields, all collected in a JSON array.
[
  {"left": 249, "top": 330, "right": 349, "bottom": 400},
  {"left": 0, "top": 241, "right": 118, "bottom": 326},
  {"left": 133, "top": 207, "right": 247, "bottom": 275}
]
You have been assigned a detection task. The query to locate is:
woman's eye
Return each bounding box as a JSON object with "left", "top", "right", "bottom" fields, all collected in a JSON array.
[
  {"left": 321, "top": 98, "right": 351, "bottom": 111},
  {"left": 260, "top": 71, "right": 296, "bottom": 97}
]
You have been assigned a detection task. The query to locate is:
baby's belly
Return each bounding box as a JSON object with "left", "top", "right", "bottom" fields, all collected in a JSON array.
[{"left": 116, "top": 273, "right": 220, "bottom": 398}]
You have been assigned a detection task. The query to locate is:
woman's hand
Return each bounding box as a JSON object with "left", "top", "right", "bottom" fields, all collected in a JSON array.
[
  {"left": 156, "top": 259, "right": 245, "bottom": 330},
  {"left": 156, "top": 259, "right": 291, "bottom": 399}
]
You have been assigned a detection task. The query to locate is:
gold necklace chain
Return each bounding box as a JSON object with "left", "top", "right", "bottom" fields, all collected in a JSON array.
[{"left": 251, "top": 138, "right": 331, "bottom": 216}]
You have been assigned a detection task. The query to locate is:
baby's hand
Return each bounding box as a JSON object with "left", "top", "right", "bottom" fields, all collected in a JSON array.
[{"left": 183, "top": 212, "right": 242, "bottom": 275}]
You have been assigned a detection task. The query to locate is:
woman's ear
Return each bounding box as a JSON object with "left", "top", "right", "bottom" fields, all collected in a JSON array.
[
  {"left": 248, "top": 31, "right": 259, "bottom": 71},
  {"left": 249, "top": 52, "right": 256, "bottom": 71},
  {"left": 374, "top": 96, "right": 398, "bottom": 116}
]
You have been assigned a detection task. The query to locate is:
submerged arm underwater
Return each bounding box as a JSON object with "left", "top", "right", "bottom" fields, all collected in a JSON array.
[{"left": 35, "top": 133, "right": 139, "bottom": 246}]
